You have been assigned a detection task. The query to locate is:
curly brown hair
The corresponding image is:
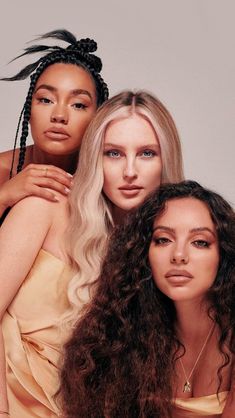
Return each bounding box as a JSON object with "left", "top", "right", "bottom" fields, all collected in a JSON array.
[{"left": 59, "top": 181, "right": 235, "bottom": 417}]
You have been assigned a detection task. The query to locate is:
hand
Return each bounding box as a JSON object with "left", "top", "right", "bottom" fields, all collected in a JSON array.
[{"left": 0, "top": 164, "right": 73, "bottom": 209}]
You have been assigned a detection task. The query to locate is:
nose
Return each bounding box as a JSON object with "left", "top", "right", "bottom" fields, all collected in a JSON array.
[
  {"left": 123, "top": 157, "right": 138, "bottom": 180},
  {"left": 50, "top": 104, "right": 68, "bottom": 124},
  {"left": 171, "top": 244, "right": 189, "bottom": 264}
]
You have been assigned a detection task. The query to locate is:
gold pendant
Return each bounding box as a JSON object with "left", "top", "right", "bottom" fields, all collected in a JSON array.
[{"left": 183, "top": 381, "right": 191, "bottom": 392}]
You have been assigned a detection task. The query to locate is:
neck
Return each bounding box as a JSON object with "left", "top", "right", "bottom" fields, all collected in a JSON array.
[
  {"left": 29, "top": 145, "right": 78, "bottom": 174},
  {"left": 174, "top": 298, "right": 214, "bottom": 341}
]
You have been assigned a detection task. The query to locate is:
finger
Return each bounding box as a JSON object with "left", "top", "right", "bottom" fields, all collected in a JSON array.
[
  {"left": 33, "top": 186, "right": 60, "bottom": 202},
  {"left": 40, "top": 171, "right": 72, "bottom": 189},
  {"left": 26, "top": 163, "right": 73, "bottom": 178},
  {"left": 33, "top": 178, "right": 71, "bottom": 196},
  {"left": 25, "top": 167, "right": 72, "bottom": 188}
]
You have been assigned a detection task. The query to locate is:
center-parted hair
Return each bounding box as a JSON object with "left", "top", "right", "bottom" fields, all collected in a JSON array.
[
  {"left": 2, "top": 29, "right": 109, "bottom": 174},
  {"left": 60, "top": 180, "right": 235, "bottom": 418},
  {"left": 64, "top": 90, "right": 184, "bottom": 323}
]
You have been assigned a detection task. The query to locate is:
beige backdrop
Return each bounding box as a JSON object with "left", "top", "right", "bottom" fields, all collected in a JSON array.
[{"left": 0, "top": 0, "right": 234, "bottom": 205}]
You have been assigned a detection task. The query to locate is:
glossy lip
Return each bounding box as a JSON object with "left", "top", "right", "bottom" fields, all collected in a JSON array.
[
  {"left": 165, "top": 269, "right": 193, "bottom": 278},
  {"left": 118, "top": 185, "right": 143, "bottom": 190},
  {"left": 44, "top": 127, "right": 70, "bottom": 140},
  {"left": 165, "top": 269, "right": 193, "bottom": 284}
]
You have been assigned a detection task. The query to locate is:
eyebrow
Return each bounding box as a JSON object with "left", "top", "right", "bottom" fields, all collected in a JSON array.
[
  {"left": 153, "top": 225, "right": 216, "bottom": 237},
  {"left": 104, "top": 143, "right": 160, "bottom": 149},
  {"left": 34, "top": 84, "right": 93, "bottom": 99}
]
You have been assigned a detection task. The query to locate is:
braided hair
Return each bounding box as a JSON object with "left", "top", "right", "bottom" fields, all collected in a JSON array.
[{"left": 2, "top": 29, "right": 109, "bottom": 174}]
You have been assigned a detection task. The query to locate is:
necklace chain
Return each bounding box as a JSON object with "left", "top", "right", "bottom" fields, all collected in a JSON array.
[{"left": 179, "top": 323, "right": 215, "bottom": 393}]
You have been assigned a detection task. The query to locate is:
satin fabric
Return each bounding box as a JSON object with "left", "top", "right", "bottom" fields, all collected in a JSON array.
[
  {"left": 2, "top": 249, "right": 75, "bottom": 418},
  {"left": 173, "top": 391, "right": 228, "bottom": 417}
]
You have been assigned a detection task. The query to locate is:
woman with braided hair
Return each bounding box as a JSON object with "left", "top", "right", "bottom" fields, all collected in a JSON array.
[
  {"left": 0, "top": 29, "right": 109, "bottom": 220},
  {"left": 0, "top": 29, "right": 108, "bottom": 417},
  {"left": 0, "top": 89, "right": 183, "bottom": 417}
]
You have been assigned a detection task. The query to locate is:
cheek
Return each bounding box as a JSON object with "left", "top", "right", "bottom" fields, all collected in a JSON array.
[
  {"left": 144, "top": 163, "right": 162, "bottom": 187},
  {"left": 149, "top": 247, "right": 166, "bottom": 280},
  {"left": 103, "top": 162, "right": 119, "bottom": 187}
]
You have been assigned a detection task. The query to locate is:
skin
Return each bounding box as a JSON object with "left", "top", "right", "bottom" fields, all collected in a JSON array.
[
  {"left": 149, "top": 198, "right": 219, "bottom": 304},
  {"left": 149, "top": 198, "right": 233, "bottom": 417},
  {"left": 103, "top": 114, "right": 162, "bottom": 221},
  {"left": 0, "top": 110, "right": 164, "bottom": 414},
  {"left": 0, "top": 63, "right": 97, "bottom": 217}
]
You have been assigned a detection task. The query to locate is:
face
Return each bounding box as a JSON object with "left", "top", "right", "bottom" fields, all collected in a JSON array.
[
  {"left": 30, "top": 63, "right": 97, "bottom": 155},
  {"left": 149, "top": 198, "right": 219, "bottom": 304},
  {"left": 102, "top": 114, "right": 162, "bottom": 212}
]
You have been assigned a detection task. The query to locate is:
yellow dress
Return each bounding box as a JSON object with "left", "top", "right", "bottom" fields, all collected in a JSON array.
[
  {"left": 173, "top": 391, "right": 228, "bottom": 417},
  {"left": 2, "top": 249, "right": 75, "bottom": 418}
]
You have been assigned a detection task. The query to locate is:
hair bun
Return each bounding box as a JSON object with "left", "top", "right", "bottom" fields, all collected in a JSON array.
[{"left": 78, "top": 38, "right": 97, "bottom": 53}]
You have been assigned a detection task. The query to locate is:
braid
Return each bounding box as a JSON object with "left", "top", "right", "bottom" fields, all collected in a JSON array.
[
  {"left": 16, "top": 78, "right": 36, "bottom": 172},
  {"left": 2, "top": 29, "right": 109, "bottom": 173}
]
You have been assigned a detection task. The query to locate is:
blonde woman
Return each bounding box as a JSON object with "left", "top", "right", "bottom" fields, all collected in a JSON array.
[
  {"left": 0, "top": 90, "right": 183, "bottom": 417},
  {"left": 65, "top": 90, "right": 184, "bottom": 315}
]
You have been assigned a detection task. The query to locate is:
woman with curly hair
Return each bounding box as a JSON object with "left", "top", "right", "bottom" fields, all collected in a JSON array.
[
  {"left": 60, "top": 180, "right": 235, "bottom": 418},
  {"left": 0, "top": 89, "right": 183, "bottom": 417},
  {"left": 0, "top": 29, "right": 108, "bottom": 221}
]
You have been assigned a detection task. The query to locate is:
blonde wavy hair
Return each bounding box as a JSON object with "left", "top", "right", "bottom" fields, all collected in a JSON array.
[{"left": 65, "top": 90, "right": 184, "bottom": 323}]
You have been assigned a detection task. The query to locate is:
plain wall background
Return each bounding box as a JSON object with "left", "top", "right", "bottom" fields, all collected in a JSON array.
[{"left": 0, "top": 0, "right": 234, "bottom": 205}]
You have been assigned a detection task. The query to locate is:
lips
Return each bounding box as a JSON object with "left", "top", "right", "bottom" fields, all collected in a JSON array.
[
  {"left": 165, "top": 269, "right": 193, "bottom": 279},
  {"left": 118, "top": 185, "right": 143, "bottom": 197},
  {"left": 44, "top": 127, "right": 70, "bottom": 140},
  {"left": 118, "top": 185, "right": 143, "bottom": 191}
]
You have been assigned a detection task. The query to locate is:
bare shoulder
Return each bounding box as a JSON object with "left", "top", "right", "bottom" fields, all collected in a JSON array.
[
  {"left": 0, "top": 149, "right": 16, "bottom": 183},
  {"left": 8, "top": 193, "right": 68, "bottom": 222}
]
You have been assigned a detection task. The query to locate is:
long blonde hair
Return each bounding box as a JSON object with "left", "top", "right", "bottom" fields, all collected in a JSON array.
[{"left": 65, "top": 90, "right": 184, "bottom": 322}]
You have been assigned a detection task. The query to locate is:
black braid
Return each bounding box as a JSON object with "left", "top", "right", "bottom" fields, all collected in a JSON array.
[{"left": 2, "top": 29, "right": 109, "bottom": 173}]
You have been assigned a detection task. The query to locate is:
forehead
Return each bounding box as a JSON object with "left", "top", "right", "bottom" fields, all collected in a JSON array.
[
  {"left": 35, "top": 62, "right": 96, "bottom": 95},
  {"left": 104, "top": 114, "right": 158, "bottom": 145},
  {"left": 154, "top": 197, "right": 215, "bottom": 230}
]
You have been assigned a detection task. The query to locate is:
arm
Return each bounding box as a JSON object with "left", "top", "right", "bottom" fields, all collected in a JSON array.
[
  {"left": 0, "top": 163, "right": 72, "bottom": 218},
  {"left": 0, "top": 196, "right": 55, "bottom": 414}
]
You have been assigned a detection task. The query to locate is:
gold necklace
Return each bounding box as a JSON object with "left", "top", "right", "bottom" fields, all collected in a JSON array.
[{"left": 179, "top": 323, "right": 215, "bottom": 393}]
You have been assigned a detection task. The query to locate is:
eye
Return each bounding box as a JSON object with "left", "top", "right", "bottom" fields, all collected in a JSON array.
[
  {"left": 72, "top": 102, "right": 88, "bottom": 110},
  {"left": 192, "top": 240, "right": 210, "bottom": 248},
  {"left": 140, "top": 149, "right": 157, "bottom": 158},
  {"left": 37, "top": 97, "right": 53, "bottom": 104},
  {"left": 104, "top": 149, "right": 121, "bottom": 158},
  {"left": 152, "top": 237, "right": 171, "bottom": 245}
]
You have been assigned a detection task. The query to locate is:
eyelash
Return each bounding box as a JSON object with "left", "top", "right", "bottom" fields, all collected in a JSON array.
[
  {"left": 36, "top": 98, "right": 87, "bottom": 110},
  {"left": 152, "top": 237, "right": 171, "bottom": 245},
  {"left": 72, "top": 103, "right": 88, "bottom": 110},
  {"left": 104, "top": 150, "right": 121, "bottom": 158},
  {"left": 37, "top": 97, "right": 52, "bottom": 104},
  {"left": 192, "top": 240, "right": 211, "bottom": 248},
  {"left": 141, "top": 149, "right": 157, "bottom": 157},
  {"left": 152, "top": 237, "right": 211, "bottom": 248},
  {"left": 103, "top": 149, "right": 157, "bottom": 158}
]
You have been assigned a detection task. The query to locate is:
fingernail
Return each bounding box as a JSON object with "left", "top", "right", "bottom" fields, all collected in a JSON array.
[
  {"left": 54, "top": 195, "right": 60, "bottom": 202},
  {"left": 65, "top": 187, "right": 70, "bottom": 194},
  {"left": 67, "top": 172, "right": 73, "bottom": 177}
]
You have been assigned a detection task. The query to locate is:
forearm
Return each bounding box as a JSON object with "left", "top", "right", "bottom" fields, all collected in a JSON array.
[
  {"left": 0, "top": 196, "right": 8, "bottom": 218},
  {"left": 0, "top": 188, "right": 10, "bottom": 218},
  {"left": 0, "top": 325, "right": 9, "bottom": 415}
]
